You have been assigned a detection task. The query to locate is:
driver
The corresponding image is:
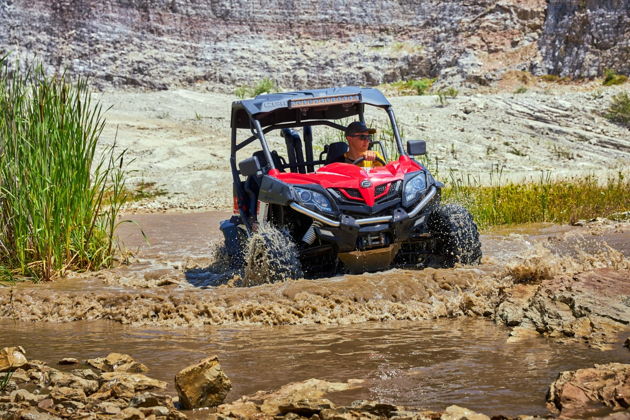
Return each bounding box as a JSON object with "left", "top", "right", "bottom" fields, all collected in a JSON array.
[{"left": 337, "top": 121, "right": 385, "bottom": 167}]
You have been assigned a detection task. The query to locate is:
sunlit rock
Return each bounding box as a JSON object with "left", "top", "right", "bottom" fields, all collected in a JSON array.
[
  {"left": 86, "top": 352, "right": 149, "bottom": 373},
  {"left": 175, "top": 355, "right": 231, "bottom": 409},
  {"left": 0, "top": 346, "right": 28, "bottom": 372}
]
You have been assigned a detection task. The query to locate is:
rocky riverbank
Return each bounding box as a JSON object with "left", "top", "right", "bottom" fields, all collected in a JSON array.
[{"left": 1, "top": 346, "right": 628, "bottom": 419}]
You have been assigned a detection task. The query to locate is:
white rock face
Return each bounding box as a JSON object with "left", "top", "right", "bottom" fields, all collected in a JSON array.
[{"left": 0, "top": 0, "right": 626, "bottom": 90}]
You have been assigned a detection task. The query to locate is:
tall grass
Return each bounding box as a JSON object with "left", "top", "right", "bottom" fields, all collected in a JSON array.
[
  {"left": 443, "top": 170, "right": 630, "bottom": 230},
  {"left": 0, "top": 57, "right": 127, "bottom": 281}
]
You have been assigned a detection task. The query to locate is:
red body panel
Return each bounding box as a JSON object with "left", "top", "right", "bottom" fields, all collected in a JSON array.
[{"left": 271, "top": 155, "right": 422, "bottom": 206}]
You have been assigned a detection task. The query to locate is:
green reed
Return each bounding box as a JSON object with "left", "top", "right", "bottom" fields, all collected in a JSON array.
[
  {"left": 0, "top": 57, "right": 127, "bottom": 281},
  {"left": 442, "top": 169, "right": 630, "bottom": 230}
]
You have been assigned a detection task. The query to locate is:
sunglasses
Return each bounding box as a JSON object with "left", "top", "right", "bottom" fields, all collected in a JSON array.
[{"left": 350, "top": 134, "right": 371, "bottom": 140}]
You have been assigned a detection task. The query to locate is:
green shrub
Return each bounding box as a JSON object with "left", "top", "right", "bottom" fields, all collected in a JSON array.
[
  {"left": 436, "top": 87, "right": 458, "bottom": 106},
  {"left": 234, "top": 77, "right": 279, "bottom": 99},
  {"left": 0, "top": 57, "right": 127, "bottom": 281},
  {"left": 605, "top": 92, "right": 630, "bottom": 127},
  {"left": 514, "top": 86, "right": 528, "bottom": 94},
  {"left": 390, "top": 78, "right": 436, "bottom": 96},
  {"left": 603, "top": 69, "right": 628, "bottom": 86}
]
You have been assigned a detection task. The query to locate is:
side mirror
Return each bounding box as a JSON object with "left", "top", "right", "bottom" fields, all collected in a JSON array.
[
  {"left": 238, "top": 156, "right": 261, "bottom": 176},
  {"left": 407, "top": 140, "right": 427, "bottom": 156}
]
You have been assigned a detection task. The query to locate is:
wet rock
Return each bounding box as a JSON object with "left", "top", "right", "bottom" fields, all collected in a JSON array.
[
  {"left": 86, "top": 353, "right": 149, "bottom": 373},
  {"left": 0, "top": 346, "right": 28, "bottom": 372},
  {"left": 175, "top": 355, "right": 231, "bottom": 409},
  {"left": 496, "top": 268, "right": 630, "bottom": 349},
  {"left": 546, "top": 362, "right": 630, "bottom": 417},
  {"left": 58, "top": 358, "right": 79, "bottom": 365}
]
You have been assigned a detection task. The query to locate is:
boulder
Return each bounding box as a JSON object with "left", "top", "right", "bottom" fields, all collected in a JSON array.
[
  {"left": 86, "top": 353, "right": 148, "bottom": 373},
  {"left": 174, "top": 355, "right": 231, "bottom": 409},
  {"left": 547, "top": 362, "right": 630, "bottom": 417},
  {"left": 0, "top": 346, "right": 28, "bottom": 372}
]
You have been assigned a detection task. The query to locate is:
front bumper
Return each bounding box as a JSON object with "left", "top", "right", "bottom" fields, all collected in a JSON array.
[{"left": 291, "top": 186, "right": 438, "bottom": 253}]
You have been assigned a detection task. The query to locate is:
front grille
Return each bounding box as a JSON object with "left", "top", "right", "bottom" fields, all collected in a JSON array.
[
  {"left": 376, "top": 181, "right": 401, "bottom": 204},
  {"left": 344, "top": 188, "right": 362, "bottom": 199},
  {"left": 329, "top": 181, "right": 402, "bottom": 215}
]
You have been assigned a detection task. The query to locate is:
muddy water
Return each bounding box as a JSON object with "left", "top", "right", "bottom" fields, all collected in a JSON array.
[
  {"left": 1, "top": 318, "right": 627, "bottom": 416},
  {"left": 2, "top": 212, "right": 629, "bottom": 416}
]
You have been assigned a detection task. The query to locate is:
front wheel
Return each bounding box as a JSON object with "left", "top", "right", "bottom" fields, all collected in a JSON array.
[
  {"left": 242, "top": 226, "right": 303, "bottom": 287},
  {"left": 428, "top": 204, "right": 482, "bottom": 268}
]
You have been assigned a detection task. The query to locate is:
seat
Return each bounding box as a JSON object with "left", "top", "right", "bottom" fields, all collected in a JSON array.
[
  {"left": 324, "top": 142, "right": 349, "bottom": 165},
  {"left": 240, "top": 150, "right": 285, "bottom": 217}
]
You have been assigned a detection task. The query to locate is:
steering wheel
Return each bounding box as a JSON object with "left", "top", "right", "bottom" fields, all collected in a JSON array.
[{"left": 352, "top": 156, "right": 387, "bottom": 166}]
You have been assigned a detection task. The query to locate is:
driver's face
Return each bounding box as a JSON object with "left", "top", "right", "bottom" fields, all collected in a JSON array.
[{"left": 346, "top": 131, "right": 371, "bottom": 153}]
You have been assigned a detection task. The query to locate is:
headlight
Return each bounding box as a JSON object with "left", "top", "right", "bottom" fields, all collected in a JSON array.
[
  {"left": 294, "top": 187, "right": 334, "bottom": 214},
  {"left": 403, "top": 172, "right": 427, "bottom": 206}
]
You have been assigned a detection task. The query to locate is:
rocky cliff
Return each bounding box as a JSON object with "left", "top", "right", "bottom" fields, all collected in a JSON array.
[{"left": 0, "top": 0, "right": 628, "bottom": 90}]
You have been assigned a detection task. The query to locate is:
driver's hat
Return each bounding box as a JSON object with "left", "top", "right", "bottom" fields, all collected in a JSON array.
[{"left": 345, "top": 121, "right": 376, "bottom": 137}]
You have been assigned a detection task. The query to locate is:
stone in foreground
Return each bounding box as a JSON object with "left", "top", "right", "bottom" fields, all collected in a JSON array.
[
  {"left": 0, "top": 346, "right": 28, "bottom": 372},
  {"left": 547, "top": 362, "right": 630, "bottom": 417},
  {"left": 174, "top": 355, "right": 231, "bottom": 409}
]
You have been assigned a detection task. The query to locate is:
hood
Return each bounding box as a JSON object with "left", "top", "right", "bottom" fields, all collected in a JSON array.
[{"left": 273, "top": 156, "right": 423, "bottom": 207}]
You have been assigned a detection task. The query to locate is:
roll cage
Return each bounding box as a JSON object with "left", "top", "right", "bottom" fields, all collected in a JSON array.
[{"left": 229, "top": 86, "right": 408, "bottom": 176}]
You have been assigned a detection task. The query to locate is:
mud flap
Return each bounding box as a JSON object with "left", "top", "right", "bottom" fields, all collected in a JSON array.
[{"left": 220, "top": 217, "right": 243, "bottom": 257}]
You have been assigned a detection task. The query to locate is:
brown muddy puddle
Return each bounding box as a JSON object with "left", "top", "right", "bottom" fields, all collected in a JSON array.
[
  {"left": 80, "top": 211, "right": 630, "bottom": 290},
  {"left": 1, "top": 317, "right": 628, "bottom": 417}
]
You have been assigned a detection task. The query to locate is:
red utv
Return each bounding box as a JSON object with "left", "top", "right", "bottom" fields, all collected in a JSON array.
[{"left": 220, "top": 86, "right": 481, "bottom": 282}]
